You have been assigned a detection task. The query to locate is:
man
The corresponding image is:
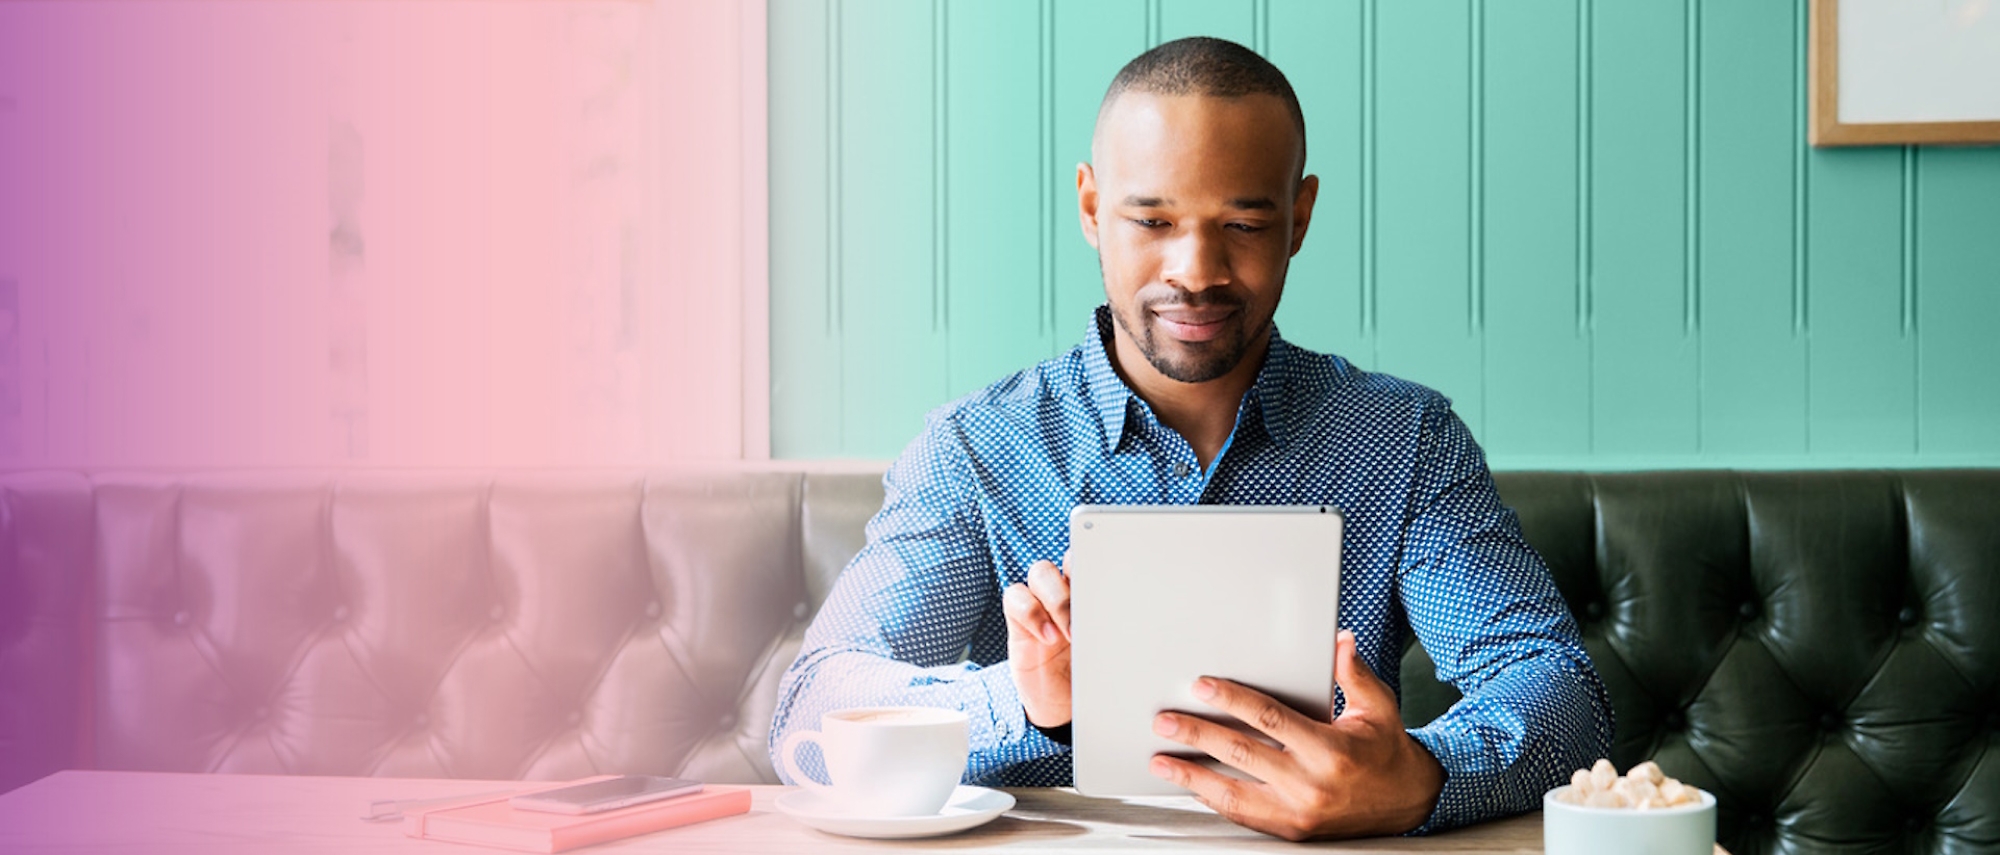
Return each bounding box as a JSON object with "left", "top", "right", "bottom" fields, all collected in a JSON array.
[{"left": 769, "top": 36, "right": 1612, "bottom": 839}]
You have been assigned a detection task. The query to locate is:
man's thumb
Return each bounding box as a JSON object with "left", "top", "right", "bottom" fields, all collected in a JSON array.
[{"left": 1333, "top": 629, "right": 1393, "bottom": 719}]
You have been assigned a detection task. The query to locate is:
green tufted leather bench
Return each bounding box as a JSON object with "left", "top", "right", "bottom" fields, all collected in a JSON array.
[
  {"left": 1, "top": 468, "right": 1993, "bottom": 854},
  {"left": 1400, "top": 471, "right": 1999, "bottom": 855}
]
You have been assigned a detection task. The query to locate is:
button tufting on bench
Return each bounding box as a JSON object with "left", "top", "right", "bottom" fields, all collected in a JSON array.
[{"left": 0, "top": 467, "right": 1990, "bottom": 855}]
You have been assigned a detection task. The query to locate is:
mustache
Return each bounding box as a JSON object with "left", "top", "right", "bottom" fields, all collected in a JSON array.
[{"left": 1139, "top": 288, "right": 1245, "bottom": 311}]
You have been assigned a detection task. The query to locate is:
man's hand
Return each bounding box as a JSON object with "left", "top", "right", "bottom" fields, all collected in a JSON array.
[
  {"left": 1147, "top": 629, "right": 1446, "bottom": 841},
  {"left": 1003, "top": 559, "right": 1071, "bottom": 728}
]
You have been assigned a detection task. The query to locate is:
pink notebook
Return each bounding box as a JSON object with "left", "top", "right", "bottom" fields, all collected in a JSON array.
[{"left": 403, "top": 777, "right": 751, "bottom": 853}]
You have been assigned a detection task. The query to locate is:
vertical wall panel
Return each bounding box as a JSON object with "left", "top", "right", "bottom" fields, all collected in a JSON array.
[
  {"left": 1052, "top": 0, "right": 1147, "bottom": 346},
  {"left": 1589, "top": 0, "right": 1695, "bottom": 455},
  {"left": 1915, "top": 150, "right": 2000, "bottom": 453},
  {"left": 770, "top": 0, "right": 2000, "bottom": 466},
  {"left": 838, "top": 0, "right": 944, "bottom": 457},
  {"left": 1157, "top": 0, "right": 1255, "bottom": 49},
  {"left": 1268, "top": 0, "right": 1366, "bottom": 360},
  {"left": 1481, "top": 0, "right": 1587, "bottom": 457},
  {"left": 1807, "top": 149, "right": 1912, "bottom": 455},
  {"left": 767, "top": 0, "right": 841, "bottom": 457},
  {"left": 1372, "top": 0, "right": 1480, "bottom": 430},
  {"left": 944, "top": 3, "right": 1050, "bottom": 393},
  {"left": 1697, "top": 0, "right": 1804, "bottom": 455}
]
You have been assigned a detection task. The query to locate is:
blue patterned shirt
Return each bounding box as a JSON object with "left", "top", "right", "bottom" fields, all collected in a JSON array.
[{"left": 769, "top": 306, "right": 1613, "bottom": 833}]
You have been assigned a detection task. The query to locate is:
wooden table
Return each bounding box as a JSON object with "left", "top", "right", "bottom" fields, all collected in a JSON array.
[{"left": 0, "top": 770, "right": 1705, "bottom": 853}]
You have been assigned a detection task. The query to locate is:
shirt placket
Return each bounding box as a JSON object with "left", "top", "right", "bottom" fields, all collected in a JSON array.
[{"left": 1157, "top": 429, "right": 1205, "bottom": 503}]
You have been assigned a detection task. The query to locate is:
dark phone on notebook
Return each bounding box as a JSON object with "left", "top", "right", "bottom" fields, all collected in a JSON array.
[{"left": 509, "top": 775, "right": 704, "bottom": 815}]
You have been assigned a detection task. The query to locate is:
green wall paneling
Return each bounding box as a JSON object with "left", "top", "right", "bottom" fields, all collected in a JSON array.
[
  {"left": 1698, "top": 0, "right": 1806, "bottom": 456},
  {"left": 769, "top": 0, "right": 841, "bottom": 457},
  {"left": 1480, "top": 0, "right": 1588, "bottom": 457},
  {"left": 769, "top": 0, "right": 2000, "bottom": 467},
  {"left": 1807, "top": 148, "right": 1912, "bottom": 456},
  {"left": 1372, "top": 0, "right": 1481, "bottom": 433},
  {"left": 1157, "top": 0, "right": 1255, "bottom": 49},
  {"left": 1916, "top": 150, "right": 2000, "bottom": 454},
  {"left": 1590, "top": 0, "right": 1696, "bottom": 456},
  {"left": 1052, "top": 0, "right": 1147, "bottom": 356},
  {"left": 1267, "top": 0, "right": 1367, "bottom": 364},
  {"left": 838, "top": 0, "right": 948, "bottom": 458},
  {"left": 944, "top": 1, "right": 1051, "bottom": 395}
]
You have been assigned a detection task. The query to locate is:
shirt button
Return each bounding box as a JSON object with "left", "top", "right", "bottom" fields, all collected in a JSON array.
[{"left": 1173, "top": 462, "right": 1192, "bottom": 478}]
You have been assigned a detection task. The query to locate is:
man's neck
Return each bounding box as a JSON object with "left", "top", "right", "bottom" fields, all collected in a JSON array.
[{"left": 1108, "top": 328, "right": 1270, "bottom": 471}]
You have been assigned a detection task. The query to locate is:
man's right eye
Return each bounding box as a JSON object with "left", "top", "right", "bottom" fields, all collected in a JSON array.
[{"left": 1129, "top": 218, "right": 1168, "bottom": 229}]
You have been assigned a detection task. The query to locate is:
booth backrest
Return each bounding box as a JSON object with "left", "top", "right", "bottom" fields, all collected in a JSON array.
[
  {"left": 1400, "top": 471, "right": 1997, "bottom": 855},
  {"left": 0, "top": 468, "right": 1994, "bottom": 854}
]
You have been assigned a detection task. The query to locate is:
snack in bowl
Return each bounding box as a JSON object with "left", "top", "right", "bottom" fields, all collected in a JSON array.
[
  {"left": 1545, "top": 758, "right": 1716, "bottom": 855},
  {"left": 1557, "top": 759, "right": 1703, "bottom": 809}
]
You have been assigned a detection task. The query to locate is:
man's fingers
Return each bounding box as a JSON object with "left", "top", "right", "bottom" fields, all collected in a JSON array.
[
  {"left": 1152, "top": 711, "right": 1300, "bottom": 789},
  {"left": 1190, "top": 677, "right": 1317, "bottom": 749},
  {"left": 1002, "top": 583, "right": 1061, "bottom": 645},
  {"left": 1147, "top": 756, "right": 1299, "bottom": 840},
  {"left": 1026, "top": 560, "right": 1071, "bottom": 640},
  {"left": 1332, "top": 629, "right": 1396, "bottom": 720}
]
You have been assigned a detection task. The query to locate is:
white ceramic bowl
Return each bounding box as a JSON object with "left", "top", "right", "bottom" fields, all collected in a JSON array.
[{"left": 1544, "top": 785, "right": 1717, "bottom": 855}]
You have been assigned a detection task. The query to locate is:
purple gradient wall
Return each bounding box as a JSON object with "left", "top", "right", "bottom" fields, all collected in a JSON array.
[
  {"left": 0, "top": 0, "right": 768, "bottom": 468},
  {"left": 0, "top": 0, "right": 779, "bottom": 838}
]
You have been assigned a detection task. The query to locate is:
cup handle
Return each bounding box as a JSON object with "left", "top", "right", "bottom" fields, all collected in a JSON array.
[{"left": 778, "top": 729, "right": 835, "bottom": 795}]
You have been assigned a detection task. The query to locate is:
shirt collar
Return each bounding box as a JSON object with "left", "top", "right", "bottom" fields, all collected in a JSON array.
[{"left": 1080, "top": 304, "right": 1297, "bottom": 455}]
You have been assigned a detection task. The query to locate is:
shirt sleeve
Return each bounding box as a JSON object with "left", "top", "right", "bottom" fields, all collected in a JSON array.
[
  {"left": 1395, "top": 398, "right": 1615, "bottom": 834},
  {"left": 767, "top": 414, "right": 1067, "bottom": 786}
]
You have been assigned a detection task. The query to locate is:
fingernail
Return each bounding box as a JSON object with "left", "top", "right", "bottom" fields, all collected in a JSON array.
[
  {"left": 1153, "top": 714, "right": 1178, "bottom": 737},
  {"left": 1149, "top": 756, "right": 1173, "bottom": 778},
  {"left": 1192, "top": 678, "right": 1216, "bottom": 700},
  {"left": 1040, "top": 622, "right": 1060, "bottom": 644}
]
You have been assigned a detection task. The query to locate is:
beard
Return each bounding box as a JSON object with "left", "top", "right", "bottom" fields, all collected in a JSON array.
[{"left": 1106, "top": 282, "right": 1265, "bottom": 384}]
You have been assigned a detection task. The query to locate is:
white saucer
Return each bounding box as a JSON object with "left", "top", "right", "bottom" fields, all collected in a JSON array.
[{"left": 774, "top": 785, "right": 1015, "bottom": 839}]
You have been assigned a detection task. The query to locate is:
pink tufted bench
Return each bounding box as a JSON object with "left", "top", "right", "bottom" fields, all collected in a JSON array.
[{"left": 0, "top": 468, "right": 884, "bottom": 793}]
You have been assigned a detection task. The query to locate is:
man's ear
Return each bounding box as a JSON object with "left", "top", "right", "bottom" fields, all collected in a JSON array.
[
  {"left": 1289, "top": 174, "right": 1319, "bottom": 257},
  {"left": 1077, "top": 162, "right": 1100, "bottom": 250}
]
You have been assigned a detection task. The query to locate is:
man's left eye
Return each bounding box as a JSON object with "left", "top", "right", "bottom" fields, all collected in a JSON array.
[{"left": 1227, "top": 223, "right": 1266, "bottom": 233}]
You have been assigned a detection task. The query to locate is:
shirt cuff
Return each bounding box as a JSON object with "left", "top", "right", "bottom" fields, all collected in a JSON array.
[
  {"left": 972, "top": 661, "right": 1031, "bottom": 749},
  {"left": 1404, "top": 723, "right": 1488, "bottom": 835}
]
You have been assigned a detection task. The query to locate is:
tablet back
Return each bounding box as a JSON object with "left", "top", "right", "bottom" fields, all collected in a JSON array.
[{"left": 1067, "top": 504, "right": 1342, "bottom": 797}]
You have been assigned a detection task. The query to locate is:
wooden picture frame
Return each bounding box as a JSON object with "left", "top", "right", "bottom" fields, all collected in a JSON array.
[{"left": 1810, "top": 0, "right": 2000, "bottom": 146}]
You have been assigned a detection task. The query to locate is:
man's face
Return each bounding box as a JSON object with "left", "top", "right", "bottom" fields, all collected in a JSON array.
[{"left": 1079, "top": 92, "right": 1316, "bottom": 385}]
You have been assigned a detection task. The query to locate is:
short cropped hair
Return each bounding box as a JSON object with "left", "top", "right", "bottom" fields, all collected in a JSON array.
[{"left": 1096, "top": 36, "right": 1306, "bottom": 176}]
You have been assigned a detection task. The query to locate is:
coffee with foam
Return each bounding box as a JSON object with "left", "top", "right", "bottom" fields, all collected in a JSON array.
[{"left": 834, "top": 709, "right": 928, "bottom": 724}]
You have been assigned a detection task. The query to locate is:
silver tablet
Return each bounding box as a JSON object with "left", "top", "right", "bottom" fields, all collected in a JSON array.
[{"left": 1068, "top": 504, "right": 1343, "bottom": 797}]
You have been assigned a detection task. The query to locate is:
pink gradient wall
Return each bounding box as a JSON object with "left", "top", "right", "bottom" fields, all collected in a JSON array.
[{"left": 0, "top": 0, "right": 767, "bottom": 468}]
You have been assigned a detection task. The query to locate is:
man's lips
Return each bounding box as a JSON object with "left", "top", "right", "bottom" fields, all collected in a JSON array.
[{"left": 1151, "top": 305, "right": 1237, "bottom": 342}]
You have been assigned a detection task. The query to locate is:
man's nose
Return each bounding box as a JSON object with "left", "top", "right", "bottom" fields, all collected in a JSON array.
[{"left": 1160, "top": 227, "right": 1231, "bottom": 291}]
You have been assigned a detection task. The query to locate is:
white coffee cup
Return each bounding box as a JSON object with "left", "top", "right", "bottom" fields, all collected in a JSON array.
[{"left": 778, "top": 706, "right": 970, "bottom": 817}]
